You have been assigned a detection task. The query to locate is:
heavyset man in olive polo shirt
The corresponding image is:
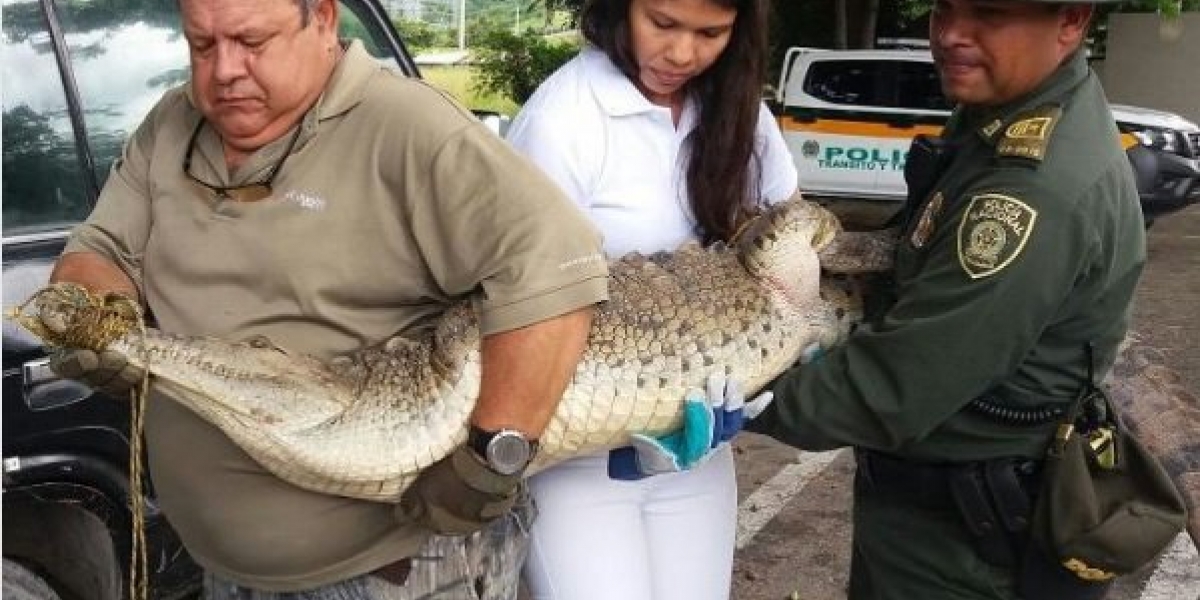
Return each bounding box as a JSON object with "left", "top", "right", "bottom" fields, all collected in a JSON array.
[
  {"left": 46, "top": 0, "right": 607, "bottom": 597},
  {"left": 751, "top": 1, "right": 1144, "bottom": 598}
]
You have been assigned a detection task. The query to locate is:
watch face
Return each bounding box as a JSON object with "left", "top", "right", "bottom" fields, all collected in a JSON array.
[{"left": 486, "top": 431, "right": 532, "bottom": 476}]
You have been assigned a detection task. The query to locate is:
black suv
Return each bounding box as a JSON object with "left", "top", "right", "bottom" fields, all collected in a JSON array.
[{"left": 2, "top": 2, "right": 418, "bottom": 598}]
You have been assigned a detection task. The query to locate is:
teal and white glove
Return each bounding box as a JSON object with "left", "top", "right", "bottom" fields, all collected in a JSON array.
[
  {"left": 607, "top": 374, "right": 773, "bottom": 480},
  {"left": 799, "top": 341, "right": 827, "bottom": 365}
]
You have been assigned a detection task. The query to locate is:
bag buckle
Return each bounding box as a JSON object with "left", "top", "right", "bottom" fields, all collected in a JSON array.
[
  {"left": 1062, "top": 557, "right": 1116, "bottom": 582},
  {"left": 1086, "top": 427, "right": 1117, "bottom": 469}
]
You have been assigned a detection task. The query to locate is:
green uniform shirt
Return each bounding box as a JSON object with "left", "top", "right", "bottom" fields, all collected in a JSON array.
[
  {"left": 762, "top": 51, "right": 1146, "bottom": 462},
  {"left": 65, "top": 41, "right": 608, "bottom": 590}
]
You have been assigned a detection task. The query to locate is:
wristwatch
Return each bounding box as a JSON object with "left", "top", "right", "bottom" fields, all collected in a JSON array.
[{"left": 467, "top": 426, "right": 538, "bottom": 476}]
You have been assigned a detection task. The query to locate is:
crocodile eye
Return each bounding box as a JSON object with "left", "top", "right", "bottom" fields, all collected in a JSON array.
[{"left": 245, "top": 335, "right": 273, "bottom": 349}]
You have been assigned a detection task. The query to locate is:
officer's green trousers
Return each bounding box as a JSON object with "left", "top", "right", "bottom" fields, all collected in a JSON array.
[{"left": 848, "top": 473, "right": 1021, "bottom": 600}]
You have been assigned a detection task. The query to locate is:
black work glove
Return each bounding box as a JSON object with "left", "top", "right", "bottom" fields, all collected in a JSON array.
[
  {"left": 49, "top": 348, "right": 143, "bottom": 398},
  {"left": 398, "top": 445, "right": 522, "bottom": 536}
]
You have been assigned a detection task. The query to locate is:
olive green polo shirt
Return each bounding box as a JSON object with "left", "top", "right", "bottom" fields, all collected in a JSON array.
[
  {"left": 65, "top": 41, "right": 607, "bottom": 590},
  {"left": 761, "top": 51, "right": 1146, "bottom": 461}
]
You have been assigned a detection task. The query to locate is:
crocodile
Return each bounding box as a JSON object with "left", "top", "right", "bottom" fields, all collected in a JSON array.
[
  {"left": 10, "top": 197, "right": 893, "bottom": 503},
  {"left": 14, "top": 196, "right": 1197, "bottom": 554}
]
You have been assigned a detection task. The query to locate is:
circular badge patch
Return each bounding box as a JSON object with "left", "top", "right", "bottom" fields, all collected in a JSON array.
[{"left": 957, "top": 193, "right": 1038, "bottom": 279}]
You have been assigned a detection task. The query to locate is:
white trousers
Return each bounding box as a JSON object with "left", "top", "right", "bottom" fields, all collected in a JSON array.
[{"left": 522, "top": 445, "right": 737, "bottom": 600}]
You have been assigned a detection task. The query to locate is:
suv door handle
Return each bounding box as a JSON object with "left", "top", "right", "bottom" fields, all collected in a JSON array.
[
  {"left": 23, "top": 357, "right": 58, "bottom": 386},
  {"left": 23, "top": 357, "right": 90, "bottom": 411}
]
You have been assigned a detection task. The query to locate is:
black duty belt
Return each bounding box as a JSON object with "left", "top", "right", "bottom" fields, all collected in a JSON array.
[
  {"left": 855, "top": 449, "right": 958, "bottom": 509},
  {"left": 855, "top": 449, "right": 1043, "bottom": 569}
]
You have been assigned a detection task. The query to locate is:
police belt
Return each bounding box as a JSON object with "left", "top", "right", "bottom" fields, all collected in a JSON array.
[{"left": 856, "top": 449, "right": 1042, "bottom": 569}]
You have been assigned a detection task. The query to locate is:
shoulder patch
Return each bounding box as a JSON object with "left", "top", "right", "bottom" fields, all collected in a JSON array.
[
  {"left": 957, "top": 193, "right": 1038, "bottom": 279},
  {"left": 980, "top": 119, "right": 1004, "bottom": 139},
  {"left": 995, "top": 105, "right": 1062, "bottom": 162},
  {"left": 910, "top": 191, "right": 945, "bottom": 249}
]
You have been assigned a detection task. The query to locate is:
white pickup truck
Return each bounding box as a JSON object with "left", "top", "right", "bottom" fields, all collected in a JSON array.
[{"left": 774, "top": 47, "right": 1200, "bottom": 223}]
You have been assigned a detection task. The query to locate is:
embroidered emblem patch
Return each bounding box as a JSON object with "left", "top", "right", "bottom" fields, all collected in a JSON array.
[
  {"left": 910, "top": 191, "right": 944, "bottom": 249},
  {"left": 1006, "top": 117, "right": 1053, "bottom": 139},
  {"left": 957, "top": 193, "right": 1037, "bottom": 279},
  {"left": 995, "top": 106, "right": 1062, "bottom": 161}
]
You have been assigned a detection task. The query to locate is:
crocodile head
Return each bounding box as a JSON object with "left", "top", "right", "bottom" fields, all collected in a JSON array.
[
  {"left": 736, "top": 197, "right": 841, "bottom": 309},
  {"left": 7, "top": 282, "right": 142, "bottom": 351},
  {"left": 9, "top": 282, "right": 350, "bottom": 429},
  {"left": 111, "top": 332, "right": 352, "bottom": 429}
]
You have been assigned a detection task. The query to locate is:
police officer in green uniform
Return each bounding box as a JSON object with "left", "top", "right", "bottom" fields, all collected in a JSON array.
[{"left": 751, "top": 1, "right": 1143, "bottom": 598}]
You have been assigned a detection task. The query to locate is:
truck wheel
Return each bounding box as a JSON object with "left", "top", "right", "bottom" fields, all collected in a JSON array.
[{"left": 3, "top": 559, "right": 63, "bottom": 600}]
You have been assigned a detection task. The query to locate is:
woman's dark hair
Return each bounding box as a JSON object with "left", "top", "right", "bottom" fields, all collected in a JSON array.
[{"left": 580, "top": 0, "right": 769, "bottom": 245}]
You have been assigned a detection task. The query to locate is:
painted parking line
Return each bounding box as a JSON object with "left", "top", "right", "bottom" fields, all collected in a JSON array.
[
  {"left": 736, "top": 449, "right": 846, "bottom": 549},
  {"left": 1139, "top": 533, "right": 1200, "bottom": 600}
]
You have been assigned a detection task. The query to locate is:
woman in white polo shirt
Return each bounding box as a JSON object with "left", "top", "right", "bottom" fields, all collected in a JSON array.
[{"left": 506, "top": 0, "right": 799, "bottom": 598}]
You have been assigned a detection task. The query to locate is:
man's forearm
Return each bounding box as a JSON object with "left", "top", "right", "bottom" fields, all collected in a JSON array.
[
  {"left": 50, "top": 251, "right": 138, "bottom": 300},
  {"left": 472, "top": 306, "right": 594, "bottom": 438}
]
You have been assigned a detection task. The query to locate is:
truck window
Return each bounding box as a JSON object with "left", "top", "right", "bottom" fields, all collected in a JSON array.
[
  {"left": 804, "top": 60, "right": 880, "bottom": 106},
  {"left": 895, "top": 61, "right": 951, "bottom": 111},
  {"left": 803, "top": 59, "right": 951, "bottom": 112}
]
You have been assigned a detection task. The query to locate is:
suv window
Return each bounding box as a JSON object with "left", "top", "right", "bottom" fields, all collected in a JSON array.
[
  {"left": 2, "top": 0, "right": 405, "bottom": 239},
  {"left": 2, "top": 0, "right": 101, "bottom": 237},
  {"left": 59, "top": 0, "right": 190, "bottom": 198},
  {"left": 339, "top": 7, "right": 388, "bottom": 60},
  {"left": 3, "top": 0, "right": 188, "bottom": 239},
  {"left": 803, "top": 59, "right": 951, "bottom": 111}
]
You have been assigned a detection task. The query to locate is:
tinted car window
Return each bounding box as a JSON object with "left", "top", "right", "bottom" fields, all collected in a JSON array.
[
  {"left": 895, "top": 61, "right": 951, "bottom": 111},
  {"left": 2, "top": 0, "right": 403, "bottom": 241},
  {"left": 60, "top": 0, "right": 190, "bottom": 198},
  {"left": 804, "top": 60, "right": 879, "bottom": 106},
  {"left": 804, "top": 59, "right": 951, "bottom": 111},
  {"left": 2, "top": 0, "right": 96, "bottom": 237},
  {"left": 340, "top": 8, "right": 387, "bottom": 59}
]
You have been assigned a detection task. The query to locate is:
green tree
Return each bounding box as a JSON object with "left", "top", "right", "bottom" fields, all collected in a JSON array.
[
  {"left": 770, "top": 0, "right": 1199, "bottom": 61},
  {"left": 896, "top": 0, "right": 1200, "bottom": 19},
  {"left": 524, "top": 0, "right": 585, "bottom": 27},
  {"left": 889, "top": 0, "right": 1199, "bottom": 58},
  {"left": 470, "top": 28, "right": 579, "bottom": 104},
  {"left": 394, "top": 17, "right": 455, "bottom": 50}
]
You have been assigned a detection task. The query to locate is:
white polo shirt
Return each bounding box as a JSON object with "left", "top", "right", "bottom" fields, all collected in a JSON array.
[{"left": 507, "top": 46, "right": 798, "bottom": 257}]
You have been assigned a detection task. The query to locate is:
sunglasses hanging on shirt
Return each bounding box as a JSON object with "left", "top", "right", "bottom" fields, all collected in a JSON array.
[{"left": 182, "top": 119, "right": 302, "bottom": 203}]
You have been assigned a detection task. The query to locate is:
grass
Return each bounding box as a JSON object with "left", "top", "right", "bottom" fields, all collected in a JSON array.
[{"left": 420, "top": 64, "right": 521, "bottom": 116}]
